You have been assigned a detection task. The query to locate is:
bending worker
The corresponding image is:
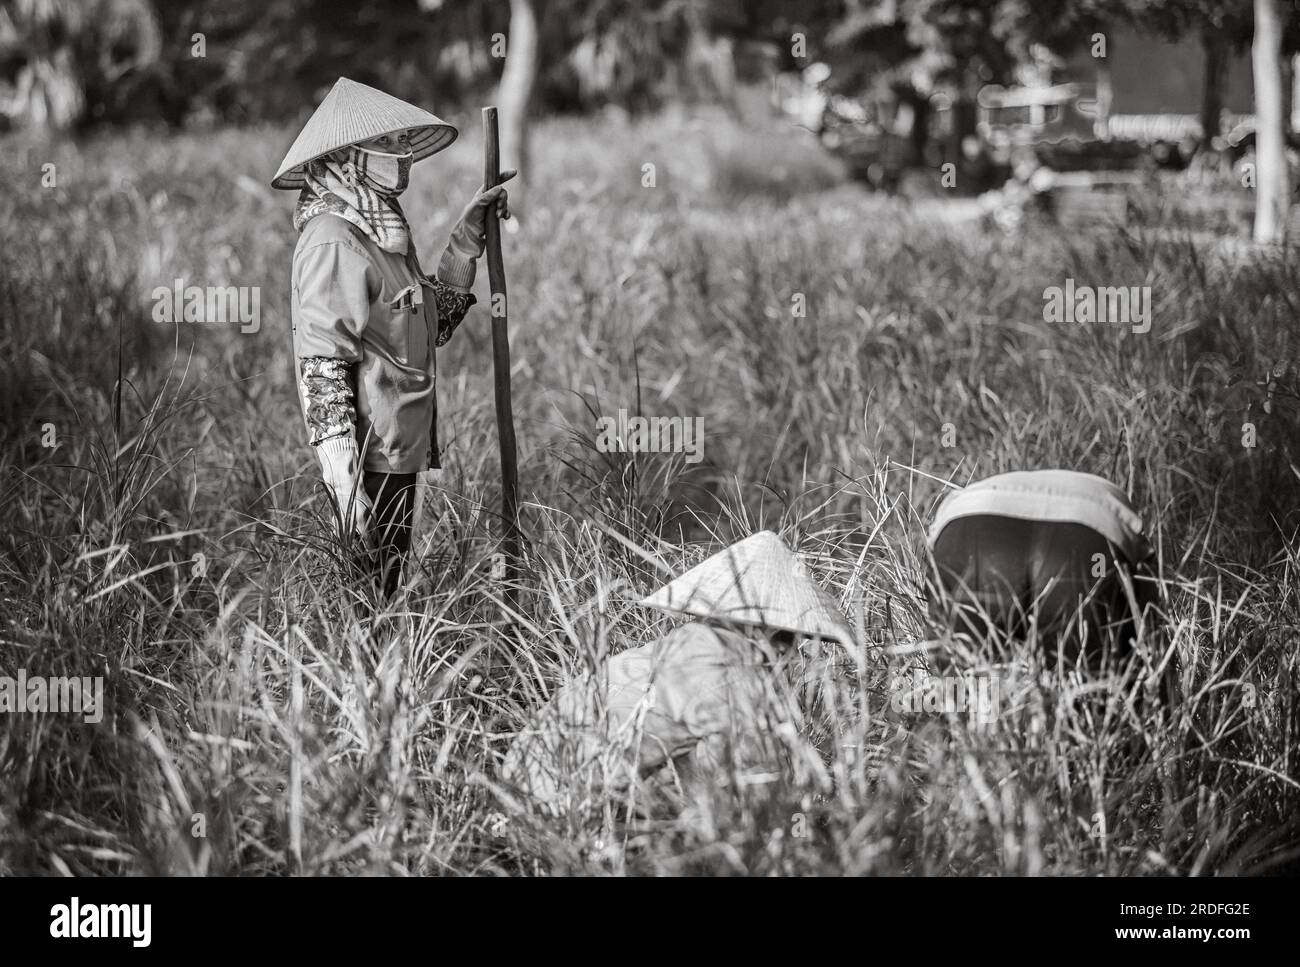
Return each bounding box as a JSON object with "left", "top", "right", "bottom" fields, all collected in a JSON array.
[
  {"left": 501, "top": 531, "right": 856, "bottom": 808},
  {"left": 926, "top": 469, "right": 1159, "bottom": 669}
]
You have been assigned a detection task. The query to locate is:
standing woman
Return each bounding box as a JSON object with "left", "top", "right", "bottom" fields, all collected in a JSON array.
[{"left": 271, "top": 78, "right": 512, "bottom": 598}]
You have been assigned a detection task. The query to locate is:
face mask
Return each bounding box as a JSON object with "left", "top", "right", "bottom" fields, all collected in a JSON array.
[{"left": 346, "top": 145, "right": 413, "bottom": 195}]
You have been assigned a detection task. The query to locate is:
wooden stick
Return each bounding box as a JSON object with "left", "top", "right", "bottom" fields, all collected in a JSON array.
[{"left": 482, "top": 107, "right": 521, "bottom": 591}]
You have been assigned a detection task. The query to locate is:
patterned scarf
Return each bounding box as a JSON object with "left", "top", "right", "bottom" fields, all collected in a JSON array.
[{"left": 293, "top": 145, "right": 413, "bottom": 254}]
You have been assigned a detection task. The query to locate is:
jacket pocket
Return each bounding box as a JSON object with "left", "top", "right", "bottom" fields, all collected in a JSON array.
[
  {"left": 407, "top": 299, "right": 429, "bottom": 370},
  {"left": 386, "top": 284, "right": 432, "bottom": 367}
]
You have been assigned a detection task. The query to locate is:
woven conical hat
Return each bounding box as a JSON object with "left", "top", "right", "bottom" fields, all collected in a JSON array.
[
  {"left": 640, "top": 531, "right": 854, "bottom": 645},
  {"left": 271, "top": 77, "right": 458, "bottom": 190}
]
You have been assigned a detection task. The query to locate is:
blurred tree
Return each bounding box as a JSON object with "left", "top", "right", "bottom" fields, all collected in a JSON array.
[
  {"left": 496, "top": 0, "right": 538, "bottom": 212},
  {"left": 206, "top": 0, "right": 483, "bottom": 122},
  {"left": 536, "top": 0, "right": 796, "bottom": 111},
  {"left": 0, "top": 0, "right": 511, "bottom": 128},
  {"left": 0, "top": 0, "right": 862, "bottom": 129},
  {"left": 812, "top": 1, "right": 1056, "bottom": 167},
  {"left": 0, "top": 0, "right": 162, "bottom": 130}
]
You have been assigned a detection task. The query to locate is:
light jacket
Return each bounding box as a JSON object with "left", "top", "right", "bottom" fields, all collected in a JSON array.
[
  {"left": 291, "top": 213, "right": 476, "bottom": 472},
  {"left": 502, "top": 622, "right": 796, "bottom": 808}
]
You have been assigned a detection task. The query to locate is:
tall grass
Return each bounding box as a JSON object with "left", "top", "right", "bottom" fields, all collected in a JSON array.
[{"left": 1, "top": 108, "right": 1297, "bottom": 875}]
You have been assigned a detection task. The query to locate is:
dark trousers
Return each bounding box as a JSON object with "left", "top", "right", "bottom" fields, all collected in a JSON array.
[
  {"left": 361, "top": 471, "right": 418, "bottom": 599},
  {"left": 928, "top": 514, "right": 1157, "bottom": 668}
]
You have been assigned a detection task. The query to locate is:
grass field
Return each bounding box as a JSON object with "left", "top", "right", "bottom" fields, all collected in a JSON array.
[{"left": 2, "top": 107, "right": 1299, "bottom": 875}]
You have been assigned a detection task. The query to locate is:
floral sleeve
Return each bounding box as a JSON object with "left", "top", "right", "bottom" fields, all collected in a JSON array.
[
  {"left": 430, "top": 279, "right": 476, "bottom": 347},
  {"left": 299, "top": 357, "right": 355, "bottom": 445}
]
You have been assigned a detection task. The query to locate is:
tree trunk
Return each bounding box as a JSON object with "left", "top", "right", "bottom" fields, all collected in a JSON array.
[
  {"left": 497, "top": 0, "right": 538, "bottom": 216},
  {"left": 1201, "top": 29, "right": 1224, "bottom": 143},
  {"left": 1282, "top": 52, "right": 1294, "bottom": 134},
  {"left": 949, "top": 93, "right": 978, "bottom": 167},
  {"left": 1253, "top": 0, "right": 1290, "bottom": 244},
  {"left": 683, "top": 0, "right": 738, "bottom": 116},
  {"left": 907, "top": 87, "right": 930, "bottom": 160},
  {"left": 1291, "top": 53, "right": 1300, "bottom": 132},
  {"left": 1094, "top": 31, "right": 1112, "bottom": 141}
]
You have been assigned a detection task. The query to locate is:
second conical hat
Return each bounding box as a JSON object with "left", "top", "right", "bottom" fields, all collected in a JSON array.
[
  {"left": 639, "top": 531, "right": 855, "bottom": 645},
  {"left": 271, "top": 77, "right": 458, "bottom": 190}
]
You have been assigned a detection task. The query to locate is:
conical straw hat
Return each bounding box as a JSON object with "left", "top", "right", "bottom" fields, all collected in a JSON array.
[
  {"left": 271, "top": 77, "right": 458, "bottom": 190},
  {"left": 639, "top": 531, "right": 855, "bottom": 645}
]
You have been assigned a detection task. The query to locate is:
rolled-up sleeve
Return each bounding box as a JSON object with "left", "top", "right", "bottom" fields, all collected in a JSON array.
[{"left": 292, "top": 240, "right": 377, "bottom": 361}]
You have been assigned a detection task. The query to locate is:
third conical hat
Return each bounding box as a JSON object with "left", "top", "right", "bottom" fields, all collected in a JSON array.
[
  {"left": 639, "top": 531, "right": 854, "bottom": 645},
  {"left": 271, "top": 77, "right": 458, "bottom": 190}
]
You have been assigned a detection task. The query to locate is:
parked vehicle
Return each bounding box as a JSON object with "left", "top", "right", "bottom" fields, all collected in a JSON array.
[{"left": 977, "top": 83, "right": 1145, "bottom": 172}]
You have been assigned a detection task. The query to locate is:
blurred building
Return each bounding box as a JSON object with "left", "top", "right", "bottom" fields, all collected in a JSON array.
[{"left": 1059, "top": 27, "right": 1256, "bottom": 141}]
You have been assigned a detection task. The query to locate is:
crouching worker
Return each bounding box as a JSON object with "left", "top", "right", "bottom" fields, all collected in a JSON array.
[
  {"left": 500, "top": 531, "right": 856, "bottom": 811},
  {"left": 271, "top": 78, "right": 512, "bottom": 599},
  {"left": 925, "top": 470, "right": 1160, "bottom": 671}
]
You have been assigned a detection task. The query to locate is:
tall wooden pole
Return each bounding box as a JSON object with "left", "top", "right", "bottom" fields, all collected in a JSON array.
[{"left": 482, "top": 107, "right": 522, "bottom": 591}]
